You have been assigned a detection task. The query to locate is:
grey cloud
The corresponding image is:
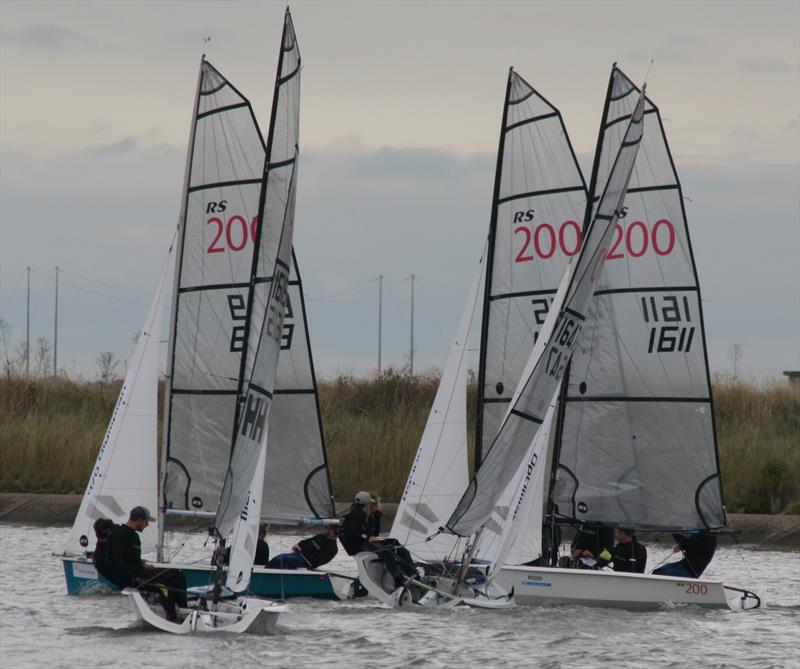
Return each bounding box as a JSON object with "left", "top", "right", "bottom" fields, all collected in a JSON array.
[
  {"left": 1, "top": 24, "right": 91, "bottom": 50},
  {"left": 729, "top": 125, "right": 759, "bottom": 141},
  {"left": 742, "top": 59, "right": 792, "bottom": 74},
  {"left": 85, "top": 137, "right": 139, "bottom": 156},
  {"left": 349, "top": 147, "right": 492, "bottom": 182},
  {"left": 667, "top": 35, "right": 703, "bottom": 48},
  {"left": 626, "top": 46, "right": 686, "bottom": 64}
]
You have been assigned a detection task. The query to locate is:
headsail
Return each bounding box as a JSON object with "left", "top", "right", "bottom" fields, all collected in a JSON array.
[
  {"left": 475, "top": 69, "right": 587, "bottom": 464},
  {"left": 389, "top": 263, "right": 481, "bottom": 562},
  {"left": 217, "top": 8, "right": 302, "bottom": 591},
  {"left": 553, "top": 66, "right": 726, "bottom": 531},
  {"left": 66, "top": 246, "right": 172, "bottom": 557},
  {"left": 447, "top": 88, "right": 647, "bottom": 538}
]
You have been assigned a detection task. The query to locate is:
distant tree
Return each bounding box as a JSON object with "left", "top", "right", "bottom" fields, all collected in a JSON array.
[
  {"left": 35, "top": 337, "right": 51, "bottom": 377},
  {"left": 96, "top": 351, "right": 119, "bottom": 385}
]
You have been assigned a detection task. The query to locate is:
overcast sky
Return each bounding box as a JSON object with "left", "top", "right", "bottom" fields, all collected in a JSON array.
[{"left": 1, "top": 0, "right": 798, "bottom": 381}]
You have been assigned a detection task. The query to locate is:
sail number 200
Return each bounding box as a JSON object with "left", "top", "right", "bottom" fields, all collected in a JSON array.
[{"left": 514, "top": 219, "right": 676, "bottom": 263}]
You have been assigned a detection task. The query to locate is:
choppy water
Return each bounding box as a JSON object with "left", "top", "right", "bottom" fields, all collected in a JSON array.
[{"left": 0, "top": 524, "right": 798, "bottom": 669}]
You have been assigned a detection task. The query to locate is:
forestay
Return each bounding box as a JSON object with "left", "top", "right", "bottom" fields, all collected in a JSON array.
[
  {"left": 554, "top": 66, "right": 726, "bottom": 530},
  {"left": 66, "top": 247, "right": 172, "bottom": 557},
  {"left": 447, "top": 88, "right": 646, "bottom": 538},
  {"left": 390, "top": 264, "right": 481, "bottom": 562},
  {"left": 476, "top": 69, "right": 587, "bottom": 464},
  {"left": 161, "top": 29, "right": 332, "bottom": 523}
]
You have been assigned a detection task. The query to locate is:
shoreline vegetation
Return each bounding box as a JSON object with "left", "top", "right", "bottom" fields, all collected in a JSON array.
[{"left": 1, "top": 371, "right": 798, "bottom": 515}]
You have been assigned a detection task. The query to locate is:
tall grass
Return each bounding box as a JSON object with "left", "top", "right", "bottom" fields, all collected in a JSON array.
[{"left": 1, "top": 373, "right": 797, "bottom": 513}]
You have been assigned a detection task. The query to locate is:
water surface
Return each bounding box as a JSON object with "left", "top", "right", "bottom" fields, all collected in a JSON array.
[{"left": 1, "top": 524, "right": 797, "bottom": 668}]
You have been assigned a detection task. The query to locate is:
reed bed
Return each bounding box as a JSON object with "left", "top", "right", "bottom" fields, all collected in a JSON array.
[{"left": 1, "top": 373, "right": 797, "bottom": 513}]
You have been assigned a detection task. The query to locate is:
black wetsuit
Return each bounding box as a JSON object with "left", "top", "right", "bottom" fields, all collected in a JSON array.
[
  {"left": 608, "top": 539, "right": 647, "bottom": 574},
  {"left": 254, "top": 539, "right": 270, "bottom": 567},
  {"left": 295, "top": 533, "right": 338, "bottom": 569},
  {"left": 338, "top": 505, "right": 415, "bottom": 586},
  {"left": 674, "top": 532, "right": 717, "bottom": 577},
  {"left": 101, "top": 524, "right": 187, "bottom": 620}
]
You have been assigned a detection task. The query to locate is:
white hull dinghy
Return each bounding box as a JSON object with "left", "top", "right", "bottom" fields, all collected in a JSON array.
[
  {"left": 496, "top": 566, "right": 760, "bottom": 611},
  {"left": 123, "top": 587, "right": 287, "bottom": 635},
  {"left": 354, "top": 553, "right": 513, "bottom": 610}
]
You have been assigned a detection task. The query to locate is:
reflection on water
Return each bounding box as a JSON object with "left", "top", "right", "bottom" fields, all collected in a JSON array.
[{"left": 0, "top": 524, "right": 798, "bottom": 669}]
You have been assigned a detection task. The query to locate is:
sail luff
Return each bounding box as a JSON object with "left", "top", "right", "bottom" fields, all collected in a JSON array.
[
  {"left": 159, "top": 57, "right": 205, "bottom": 544},
  {"left": 475, "top": 68, "right": 514, "bottom": 467}
]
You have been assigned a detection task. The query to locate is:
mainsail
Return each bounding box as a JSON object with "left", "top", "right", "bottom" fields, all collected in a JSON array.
[
  {"left": 216, "top": 8, "right": 302, "bottom": 590},
  {"left": 475, "top": 69, "right": 587, "bottom": 465},
  {"left": 447, "top": 88, "right": 647, "bottom": 539},
  {"left": 161, "top": 19, "right": 333, "bottom": 525},
  {"left": 66, "top": 246, "right": 172, "bottom": 557},
  {"left": 553, "top": 66, "right": 726, "bottom": 531}
]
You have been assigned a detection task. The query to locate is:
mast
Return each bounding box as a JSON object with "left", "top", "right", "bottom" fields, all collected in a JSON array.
[
  {"left": 157, "top": 56, "right": 203, "bottom": 560},
  {"left": 475, "top": 68, "right": 514, "bottom": 467},
  {"left": 543, "top": 65, "right": 616, "bottom": 561}
]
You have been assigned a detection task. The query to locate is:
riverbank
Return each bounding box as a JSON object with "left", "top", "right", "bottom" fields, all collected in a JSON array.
[{"left": 2, "top": 492, "right": 798, "bottom": 549}]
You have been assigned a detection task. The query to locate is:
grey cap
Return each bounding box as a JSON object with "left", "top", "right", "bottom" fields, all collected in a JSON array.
[
  {"left": 354, "top": 491, "right": 376, "bottom": 505},
  {"left": 129, "top": 506, "right": 156, "bottom": 522}
]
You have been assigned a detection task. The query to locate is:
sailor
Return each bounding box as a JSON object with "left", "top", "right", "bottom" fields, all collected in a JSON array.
[
  {"left": 267, "top": 525, "right": 338, "bottom": 570},
  {"left": 596, "top": 528, "right": 647, "bottom": 574},
  {"left": 90, "top": 517, "right": 115, "bottom": 582},
  {"left": 254, "top": 523, "right": 270, "bottom": 567},
  {"left": 99, "top": 506, "right": 188, "bottom": 622},
  {"left": 570, "top": 523, "right": 614, "bottom": 559},
  {"left": 338, "top": 491, "right": 416, "bottom": 588},
  {"left": 652, "top": 530, "right": 717, "bottom": 578}
]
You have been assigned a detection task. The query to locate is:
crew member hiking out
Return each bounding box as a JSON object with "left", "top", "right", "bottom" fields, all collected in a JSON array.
[
  {"left": 97, "top": 506, "right": 188, "bottom": 622},
  {"left": 338, "top": 491, "right": 416, "bottom": 588},
  {"left": 268, "top": 525, "right": 338, "bottom": 570},
  {"left": 653, "top": 530, "right": 717, "bottom": 578}
]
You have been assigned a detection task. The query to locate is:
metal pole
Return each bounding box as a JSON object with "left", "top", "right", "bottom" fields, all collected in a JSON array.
[
  {"left": 53, "top": 266, "right": 59, "bottom": 376},
  {"left": 410, "top": 274, "right": 415, "bottom": 376},
  {"left": 378, "top": 275, "right": 383, "bottom": 376},
  {"left": 26, "top": 266, "right": 30, "bottom": 378}
]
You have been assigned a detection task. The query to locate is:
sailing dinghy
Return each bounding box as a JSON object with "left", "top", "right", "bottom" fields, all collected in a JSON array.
[
  {"left": 494, "top": 66, "right": 761, "bottom": 610},
  {"left": 357, "top": 68, "right": 648, "bottom": 609},
  {"left": 124, "top": 8, "right": 302, "bottom": 635},
  {"left": 61, "top": 8, "right": 353, "bottom": 604}
]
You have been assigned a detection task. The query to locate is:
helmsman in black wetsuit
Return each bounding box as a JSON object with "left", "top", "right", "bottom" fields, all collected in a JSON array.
[
  {"left": 653, "top": 530, "right": 717, "bottom": 578},
  {"left": 97, "top": 506, "right": 188, "bottom": 621},
  {"left": 596, "top": 528, "right": 647, "bottom": 573},
  {"left": 338, "top": 491, "right": 416, "bottom": 588}
]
